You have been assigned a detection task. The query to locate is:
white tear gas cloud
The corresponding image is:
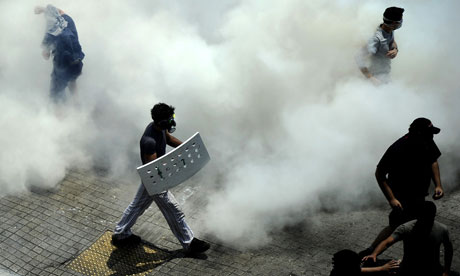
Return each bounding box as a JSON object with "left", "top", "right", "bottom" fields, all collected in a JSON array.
[{"left": 0, "top": 0, "right": 459, "bottom": 248}]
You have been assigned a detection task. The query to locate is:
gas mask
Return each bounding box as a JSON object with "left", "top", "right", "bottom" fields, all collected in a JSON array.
[
  {"left": 392, "top": 19, "right": 403, "bottom": 30},
  {"left": 383, "top": 18, "right": 403, "bottom": 30},
  {"left": 157, "top": 114, "right": 176, "bottom": 133}
]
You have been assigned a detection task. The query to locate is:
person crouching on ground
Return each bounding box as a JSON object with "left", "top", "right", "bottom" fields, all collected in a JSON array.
[{"left": 363, "top": 201, "right": 453, "bottom": 276}]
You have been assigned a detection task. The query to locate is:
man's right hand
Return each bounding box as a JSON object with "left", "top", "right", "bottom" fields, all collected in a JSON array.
[
  {"left": 386, "top": 48, "right": 398, "bottom": 59},
  {"left": 362, "top": 254, "right": 377, "bottom": 263},
  {"left": 433, "top": 186, "right": 444, "bottom": 200},
  {"left": 389, "top": 198, "right": 403, "bottom": 210}
]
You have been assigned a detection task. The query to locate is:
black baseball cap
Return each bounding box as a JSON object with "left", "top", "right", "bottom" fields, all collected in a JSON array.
[
  {"left": 383, "top": 7, "right": 404, "bottom": 22},
  {"left": 409, "top": 117, "right": 440, "bottom": 134}
]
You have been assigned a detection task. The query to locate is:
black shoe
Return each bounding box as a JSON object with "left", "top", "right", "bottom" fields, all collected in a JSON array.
[
  {"left": 111, "top": 234, "right": 142, "bottom": 247},
  {"left": 187, "top": 238, "right": 210, "bottom": 254}
]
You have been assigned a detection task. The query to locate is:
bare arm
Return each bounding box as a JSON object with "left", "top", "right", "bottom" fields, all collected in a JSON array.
[
  {"left": 432, "top": 161, "right": 444, "bottom": 199},
  {"left": 375, "top": 167, "right": 402, "bottom": 209},
  {"left": 374, "top": 236, "right": 395, "bottom": 257},
  {"left": 34, "top": 6, "right": 65, "bottom": 15},
  {"left": 355, "top": 44, "right": 372, "bottom": 79},
  {"left": 363, "top": 236, "right": 396, "bottom": 263},
  {"left": 359, "top": 67, "right": 381, "bottom": 85},
  {"left": 361, "top": 260, "right": 399, "bottom": 273},
  {"left": 35, "top": 5, "right": 50, "bottom": 60},
  {"left": 356, "top": 38, "right": 381, "bottom": 84},
  {"left": 392, "top": 40, "right": 398, "bottom": 51},
  {"left": 166, "top": 132, "right": 182, "bottom": 148},
  {"left": 360, "top": 67, "right": 373, "bottom": 78},
  {"left": 143, "top": 152, "right": 158, "bottom": 164}
]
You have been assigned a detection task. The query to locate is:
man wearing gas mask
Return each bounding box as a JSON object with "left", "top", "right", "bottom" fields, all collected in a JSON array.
[
  {"left": 112, "top": 103, "right": 210, "bottom": 254},
  {"left": 360, "top": 118, "right": 445, "bottom": 258},
  {"left": 356, "top": 7, "right": 404, "bottom": 84}
]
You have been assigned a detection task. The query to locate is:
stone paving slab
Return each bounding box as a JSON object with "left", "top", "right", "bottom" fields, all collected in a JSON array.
[{"left": 0, "top": 169, "right": 459, "bottom": 275}]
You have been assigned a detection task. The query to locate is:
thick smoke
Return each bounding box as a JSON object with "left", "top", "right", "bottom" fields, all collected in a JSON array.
[{"left": 0, "top": 0, "right": 459, "bottom": 248}]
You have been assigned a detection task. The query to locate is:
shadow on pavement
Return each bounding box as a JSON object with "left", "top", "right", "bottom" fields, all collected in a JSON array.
[{"left": 106, "top": 241, "right": 207, "bottom": 275}]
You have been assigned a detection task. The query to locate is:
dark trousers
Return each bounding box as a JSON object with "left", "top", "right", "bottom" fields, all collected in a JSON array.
[
  {"left": 50, "top": 61, "right": 83, "bottom": 102},
  {"left": 389, "top": 200, "right": 424, "bottom": 229}
]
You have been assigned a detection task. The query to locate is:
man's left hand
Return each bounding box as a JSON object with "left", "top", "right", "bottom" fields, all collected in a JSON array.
[
  {"left": 433, "top": 186, "right": 444, "bottom": 200},
  {"left": 381, "top": 260, "right": 400, "bottom": 271},
  {"left": 386, "top": 49, "right": 398, "bottom": 59},
  {"left": 42, "top": 50, "right": 50, "bottom": 60}
]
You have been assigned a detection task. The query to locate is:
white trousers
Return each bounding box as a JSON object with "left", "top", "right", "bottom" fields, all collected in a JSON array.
[{"left": 113, "top": 183, "right": 194, "bottom": 249}]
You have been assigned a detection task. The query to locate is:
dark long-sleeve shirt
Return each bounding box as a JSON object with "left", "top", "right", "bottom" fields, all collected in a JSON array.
[{"left": 42, "top": 14, "right": 84, "bottom": 68}]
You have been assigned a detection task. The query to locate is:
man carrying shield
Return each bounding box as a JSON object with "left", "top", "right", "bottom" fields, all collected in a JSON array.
[{"left": 112, "top": 103, "right": 210, "bottom": 254}]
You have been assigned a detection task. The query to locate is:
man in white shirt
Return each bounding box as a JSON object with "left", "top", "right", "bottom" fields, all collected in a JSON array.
[{"left": 356, "top": 7, "right": 404, "bottom": 84}]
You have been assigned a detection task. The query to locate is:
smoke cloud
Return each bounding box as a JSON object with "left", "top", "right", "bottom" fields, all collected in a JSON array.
[{"left": 1, "top": 0, "right": 459, "bottom": 248}]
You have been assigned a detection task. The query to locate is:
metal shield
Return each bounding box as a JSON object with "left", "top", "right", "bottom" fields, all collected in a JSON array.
[{"left": 137, "top": 132, "right": 210, "bottom": 195}]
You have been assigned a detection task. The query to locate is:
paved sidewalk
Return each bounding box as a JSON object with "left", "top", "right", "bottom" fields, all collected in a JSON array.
[{"left": 0, "top": 169, "right": 459, "bottom": 275}]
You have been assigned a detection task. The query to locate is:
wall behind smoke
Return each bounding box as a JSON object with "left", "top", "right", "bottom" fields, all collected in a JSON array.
[{"left": 0, "top": 0, "right": 458, "bottom": 248}]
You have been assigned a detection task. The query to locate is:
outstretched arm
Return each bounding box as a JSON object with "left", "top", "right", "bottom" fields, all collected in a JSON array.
[
  {"left": 363, "top": 236, "right": 396, "bottom": 263},
  {"left": 359, "top": 64, "right": 381, "bottom": 86},
  {"left": 376, "top": 167, "right": 402, "bottom": 209},
  {"left": 35, "top": 5, "right": 65, "bottom": 15},
  {"left": 361, "top": 259, "right": 399, "bottom": 273}
]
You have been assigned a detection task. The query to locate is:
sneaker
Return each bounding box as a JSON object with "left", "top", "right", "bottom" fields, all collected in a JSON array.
[
  {"left": 111, "top": 234, "right": 142, "bottom": 247},
  {"left": 187, "top": 238, "right": 210, "bottom": 254}
]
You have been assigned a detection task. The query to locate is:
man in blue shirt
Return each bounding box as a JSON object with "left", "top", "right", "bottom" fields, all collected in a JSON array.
[{"left": 35, "top": 5, "right": 85, "bottom": 102}]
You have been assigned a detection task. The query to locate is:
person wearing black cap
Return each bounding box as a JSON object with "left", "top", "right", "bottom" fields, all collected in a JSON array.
[
  {"left": 359, "top": 117, "right": 445, "bottom": 258},
  {"left": 356, "top": 7, "right": 404, "bottom": 84}
]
